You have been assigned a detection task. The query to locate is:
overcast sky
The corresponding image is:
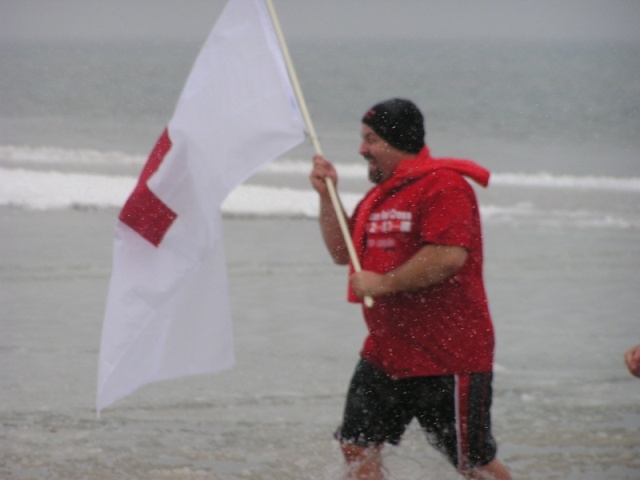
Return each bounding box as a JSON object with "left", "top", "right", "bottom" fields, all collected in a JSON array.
[{"left": 2, "top": 0, "right": 640, "bottom": 43}]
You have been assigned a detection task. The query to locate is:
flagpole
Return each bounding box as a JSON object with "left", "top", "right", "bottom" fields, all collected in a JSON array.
[{"left": 264, "top": 0, "right": 373, "bottom": 308}]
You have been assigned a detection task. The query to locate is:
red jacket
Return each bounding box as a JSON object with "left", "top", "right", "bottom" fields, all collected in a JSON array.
[{"left": 349, "top": 147, "right": 494, "bottom": 377}]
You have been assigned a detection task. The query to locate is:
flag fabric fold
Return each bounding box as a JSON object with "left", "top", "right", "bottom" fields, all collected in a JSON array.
[{"left": 97, "top": 0, "right": 306, "bottom": 415}]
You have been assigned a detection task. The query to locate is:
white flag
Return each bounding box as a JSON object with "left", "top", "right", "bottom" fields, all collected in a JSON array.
[{"left": 96, "top": 0, "right": 306, "bottom": 415}]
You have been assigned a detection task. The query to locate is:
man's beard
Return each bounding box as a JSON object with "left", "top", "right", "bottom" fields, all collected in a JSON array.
[
  {"left": 369, "top": 167, "right": 383, "bottom": 184},
  {"left": 365, "top": 156, "right": 383, "bottom": 184}
]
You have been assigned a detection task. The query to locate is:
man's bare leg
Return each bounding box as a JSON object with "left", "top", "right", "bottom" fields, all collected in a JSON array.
[
  {"left": 340, "top": 444, "right": 511, "bottom": 480},
  {"left": 464, "top": 459, "right": 512, "bottom": 480},
  {"left": 341, "top": 444, "right": 385, "bottom": 480}
]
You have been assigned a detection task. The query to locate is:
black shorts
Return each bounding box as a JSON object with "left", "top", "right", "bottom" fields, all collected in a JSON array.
[{"left": 336, "top": 358, "right": 497, "bottom": 471}]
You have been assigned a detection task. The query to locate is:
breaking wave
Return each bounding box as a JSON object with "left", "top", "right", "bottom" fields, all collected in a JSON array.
[{"left": 2, "top": 145, "right": 639, "bottom": 230}]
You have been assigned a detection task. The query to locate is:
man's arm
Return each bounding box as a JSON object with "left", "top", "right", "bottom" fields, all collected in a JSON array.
[
  {"left": 310, "top": 155, "right": 350, "bottom": 265},
  {"left": 350, "top": 244, "right": 468, "bottom": 298}
]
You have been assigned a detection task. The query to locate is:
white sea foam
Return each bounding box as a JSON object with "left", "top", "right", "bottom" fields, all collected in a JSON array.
[
  {"left": 0, "top": 145, "right": 145, "bottom": 166},
  {"left": 489, "top": 172, "right": 640, "bottom": 192},
  {"left": 0, "top": 167, "right": 355, "bottom": 217},
  {"left": 3, "top": 145, "right": 639, "bottom": 192},
  {"left": 0, "top": 168, "right": 133, "bottom": 210},
  {"left": 2, "top": 166, "right": 638, "bottom": 231},
  {"left": 1, "top": 146, "right": 639, "bottom": 229},
  {"left": 265, "top": 159, "right": 640, "bottom": 192}
]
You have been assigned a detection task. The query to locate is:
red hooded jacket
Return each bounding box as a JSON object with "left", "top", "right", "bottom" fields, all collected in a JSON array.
[{"left": 348, "top": 146, "right": 494, "bottom": 377}]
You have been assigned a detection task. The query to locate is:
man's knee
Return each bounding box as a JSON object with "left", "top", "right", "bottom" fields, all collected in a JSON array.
[
  {"left": 341, "top": 443, "right": 384, "bottom": 462},
  {"left": 340, "top": 444, "right": 385, "bottom": 480},
  {"left": 463, "top": 459, "right": 512, "bottom": 480}
]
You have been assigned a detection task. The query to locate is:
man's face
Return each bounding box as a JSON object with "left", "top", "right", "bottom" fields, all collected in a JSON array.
[{"left": 359, "top": 125, "right": 405, "bottom": 184}]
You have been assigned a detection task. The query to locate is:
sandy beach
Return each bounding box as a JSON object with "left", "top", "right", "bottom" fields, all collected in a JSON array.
[{"left": 2, "top": 205, "right": 639, "bottom": 479}]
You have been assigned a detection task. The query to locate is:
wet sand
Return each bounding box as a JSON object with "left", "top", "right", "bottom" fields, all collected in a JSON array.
[{"left": 2, "top": 206, "right": 639, "bottom": 479}]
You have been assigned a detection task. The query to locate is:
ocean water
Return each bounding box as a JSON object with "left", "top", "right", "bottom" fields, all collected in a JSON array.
[
  {"left": 1, "top": 37, "right": 639, "bottom": 212},
  {"left": 2, "top": 36, "right": 640, "bottom": 479},
  {"left": 1, "top": 38, "right": 640, "bottom": 171}
]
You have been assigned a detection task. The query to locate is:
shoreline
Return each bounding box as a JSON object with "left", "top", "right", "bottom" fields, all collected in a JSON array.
[{"left": 2, "top": 207, "right": 640, "bottom": 479}]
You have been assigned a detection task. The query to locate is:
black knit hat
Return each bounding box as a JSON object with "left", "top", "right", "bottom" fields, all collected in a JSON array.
[{"left": 361, "top": 98, "right": 426, "bottom": 154}]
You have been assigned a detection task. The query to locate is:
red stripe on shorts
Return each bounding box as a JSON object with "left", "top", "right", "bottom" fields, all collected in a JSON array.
[{"left": 455, "top": 374, "right": 471, "bottom": 471}]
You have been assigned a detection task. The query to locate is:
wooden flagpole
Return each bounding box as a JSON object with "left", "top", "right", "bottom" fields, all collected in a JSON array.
[{"left": 264, "top": 0, "right": 373, "bottom": 308}]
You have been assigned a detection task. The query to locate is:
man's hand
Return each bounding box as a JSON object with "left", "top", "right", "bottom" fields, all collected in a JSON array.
[
  {"left": 625, "top": 344, "right": 640, "bottom": 378},
  {"left": 350, "top": 271, "right": 389, "bottom": 299},
  {"left": 310, "top": 154, "right": 338, "bottom": 197}
]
